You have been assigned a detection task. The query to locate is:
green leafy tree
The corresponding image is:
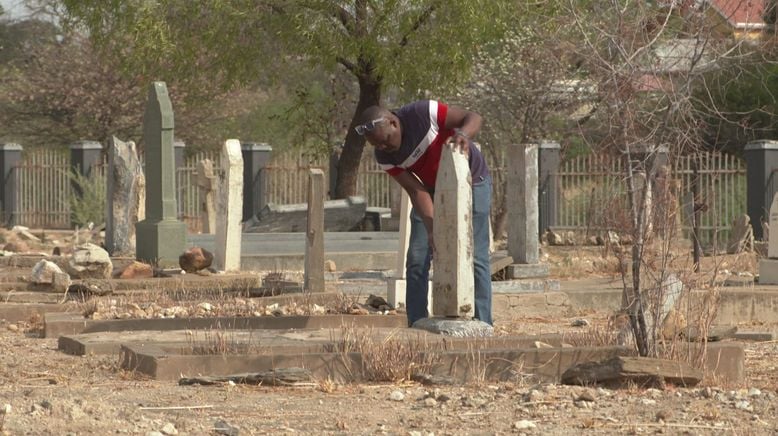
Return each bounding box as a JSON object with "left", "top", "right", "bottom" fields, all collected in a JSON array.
[{"left": 59, "top": 0, "right": 517, "bottom": 197}]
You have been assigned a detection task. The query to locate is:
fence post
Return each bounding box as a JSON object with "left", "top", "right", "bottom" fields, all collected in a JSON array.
[
  {"left": 538, "top": 141, "right": 560, "bottom": 234},
  {"left": 70, "top": 140, "right": 103, "bottom": 177},
  {"left": 0, "top": 143, "right": 22, "bottom": 226},
  {"left": 70, "top": 140, "right": 103, "bottom": 206},
  {"left": 241, "top": 142, "right": 272, "bottom": 222},
  {"left": 745, "top": 140, "right": 778, "bottom": 240}
]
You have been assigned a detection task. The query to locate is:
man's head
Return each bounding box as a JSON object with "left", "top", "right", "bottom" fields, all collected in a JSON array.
[{"left": 355, "top": 105, "right": 401, "bottom": 153}]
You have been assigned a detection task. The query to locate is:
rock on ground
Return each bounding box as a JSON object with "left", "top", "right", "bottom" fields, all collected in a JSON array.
[
  {"left": 31, "top": 260, "right": 65, "bottom": 284},
  {"left": 67, "top": 243, "right": 113, "bottom": 279},
  {"left": 117, "top": 261, "right": 154, "bottom": 279}
]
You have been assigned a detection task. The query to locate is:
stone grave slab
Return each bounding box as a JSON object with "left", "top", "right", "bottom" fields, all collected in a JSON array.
[
  {"left": 243, "top": 196, "right": 367, "bottom": 233},
  {"left": 758, "top": 259, "right": 778, "bottom": 285},
  {"left": 44, "top": 312, "right": 407, "bottom": 338},
  {"left": 118, "top": 341, "right": 745, "bottom": 384}
]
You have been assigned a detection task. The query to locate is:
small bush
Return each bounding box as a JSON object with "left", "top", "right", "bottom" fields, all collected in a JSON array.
[{"left": 68, "top": 169, "right": 106, "bottom": 227}]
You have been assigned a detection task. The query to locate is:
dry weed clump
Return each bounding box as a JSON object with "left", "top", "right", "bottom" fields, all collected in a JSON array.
[
  {"left": 184, "top": 327, "right": 260, "bottom": 355},
  {"left": 333, "top": 325, "right": 441, "bottom": 383}
]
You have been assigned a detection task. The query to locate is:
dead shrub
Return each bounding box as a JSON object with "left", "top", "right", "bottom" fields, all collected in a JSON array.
[{"left": 332, "top": 325, "right": 441, "bottom": 382}]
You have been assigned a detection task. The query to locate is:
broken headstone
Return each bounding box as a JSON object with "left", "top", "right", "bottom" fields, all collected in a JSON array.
[{"left": 561, "top": 356, "right": 703, "bottom": 387}]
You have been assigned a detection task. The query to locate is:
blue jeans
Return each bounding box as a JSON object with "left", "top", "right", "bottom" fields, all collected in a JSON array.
[{"left": 405, "top": 177, "right": 493, "bottom": 326}]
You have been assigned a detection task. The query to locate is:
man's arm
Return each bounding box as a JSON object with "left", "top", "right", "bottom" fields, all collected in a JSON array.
[
  {"left": 392, "top": 171, "right": 435, "bottom": 251},
  {"left": 444, "top": 106, "right": 482, "bottom": 153}
]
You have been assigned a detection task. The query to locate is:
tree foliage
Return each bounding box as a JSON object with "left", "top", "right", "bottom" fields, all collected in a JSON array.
[{"left": 60, "top": 0, "right": 518, "bottom": 196}]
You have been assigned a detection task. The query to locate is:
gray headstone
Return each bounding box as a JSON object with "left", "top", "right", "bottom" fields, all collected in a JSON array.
[
  {"left": 106, "top": 136, "right": 145, "bottom": 255},
  {"left": 726, "top": 214, "right": 753, "bottom": 254},
  {"left": 507, "top": 144, "right": 539, "bottom": 264},
  {"left": 135, "top": 82, "right": 187, "bottom": 267}
]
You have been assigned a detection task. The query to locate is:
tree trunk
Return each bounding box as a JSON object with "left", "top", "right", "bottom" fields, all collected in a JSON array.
[{"left": 334, "top": 75, "right": 381, "bottom": 198}]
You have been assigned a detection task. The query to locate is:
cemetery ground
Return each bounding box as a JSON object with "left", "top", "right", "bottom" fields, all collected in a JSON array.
[{"left": 0, "top": 231, "right": 777, "bottom": 434}]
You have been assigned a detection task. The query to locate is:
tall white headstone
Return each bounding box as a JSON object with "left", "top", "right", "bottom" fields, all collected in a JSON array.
[
  {"left": 431, "top": 146, "right": 474, "bottom": 318},
  {"left": 214, "top": 139, "right": 243, "bottom": 271}
]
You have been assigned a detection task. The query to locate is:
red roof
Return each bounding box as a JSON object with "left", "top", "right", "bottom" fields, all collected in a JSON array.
[{"left": 709, "top": 0, "right": 766, "bottom": 27}]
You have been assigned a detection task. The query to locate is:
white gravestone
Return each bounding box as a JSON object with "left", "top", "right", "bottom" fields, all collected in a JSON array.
[
  {"left": 431, "top": 146, "right": 474, "bottom": 318},
  {"left": 214, "top": 139, "right": 243, "bottom": 271}
]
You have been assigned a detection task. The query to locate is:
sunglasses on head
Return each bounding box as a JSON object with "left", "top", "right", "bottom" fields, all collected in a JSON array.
[{"left": 354, "top": 117, "right": 386, "bottom": 135}]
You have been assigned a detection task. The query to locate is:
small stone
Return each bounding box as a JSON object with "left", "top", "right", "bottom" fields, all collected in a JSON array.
[
  {"left": 513, "top": 420, "right": 537, "bottom": 430},
  {"left": 701, "top": 387, "right": 714, "bottom": 399},
  {"left": 31, "top": 260, "right": 66, "bottom": 284},
  {"left": 161, "top": 423, "right": 178, "bottom": 435},
  {"left": 198, "top": 302, "right": 213, "bottom": 312},
  {"left": 324, "top": 260, "right": 336, "bottom": 272},
  {"left": 437, "top": 394, "right": 451, "bottom": 402},
  {"left": 533, "top": 341, "right": 553, "bottom": 349},
  {"left": 656, "top": 409, "right": 673, "bottom": 422},
  {"left": 735, "top": 400, "right": 752, "bottom": 411},
  {"left": 748, "top": 388, "right": 762, "bottom": 398},
  {"left": 423, "top": 398, "right": 437, "bottom": 408},
  {"left": 118, "top": 261, "right": 154, "bottom": 279},
  {"left": 640, "top": 398, "right": 657, "bottom": 406},
  {"left": 1, "top": 404, "right": 10, "bottom": 414},
  {"left": 571, "top": 319, "right": 590, "bottom": 327},
  {"left": 7, "top": 324, "right": 18, "bottom": 332},
  {"left": 146, "top": 432, "right": 164, "bottom": 436},
  {"left": 389, "top": 390, "right": 405, "bottom": 402},
  {"left": 576, "top": 391, "right": 596, "bottom": 402}
]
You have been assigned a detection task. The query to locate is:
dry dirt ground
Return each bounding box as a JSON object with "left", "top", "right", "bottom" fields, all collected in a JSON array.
[
  {"left": 1, "top": 240, "right": 777, "bottom": 435},
  {"left": 0, "top": 322, "right": 776, "bottom": 435}
]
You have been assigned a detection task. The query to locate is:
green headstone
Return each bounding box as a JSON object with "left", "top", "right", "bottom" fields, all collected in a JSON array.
[{"left": 135, "top": 82, "right": 187, "bottom": 267}]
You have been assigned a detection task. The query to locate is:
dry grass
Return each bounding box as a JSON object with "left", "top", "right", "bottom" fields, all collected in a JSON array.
[{"left": 331, "top": 325, "right": 441, "bottom": 383}]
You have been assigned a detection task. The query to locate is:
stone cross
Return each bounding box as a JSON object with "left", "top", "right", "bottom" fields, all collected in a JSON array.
[
  {"left": 214, "top": 140, "right": 244, "bottom": 271},
  {"left": 507, "top": 144, "right": 539, "bottom": 264},
  {"left": 196, "top": 159, "right": 216, "bottom": 234},
  {"left": 769, "top": 192, "right": 778, "bottom": 258},
  {"left": 431, "top": 146, "right": 474, "bottom": 318},
  {"left": 106, "top": 136, "right": 145, "bottom": 255},
  {"left": 304, "top": 169, "right": 325, "bottom": 292},
  {"left": 135, "top": 82, "right": 187, "bottom": 267}
]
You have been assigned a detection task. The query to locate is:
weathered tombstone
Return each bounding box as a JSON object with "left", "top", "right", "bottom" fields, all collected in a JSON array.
[
  {"left": 196, "top": 159, "right": 216, "bottom": 234},
  {"left": 726, "top": 214, "right": 753, "bottom": 254},
  {"left": 431, "top": 146, "right": 474, "bottom": 318},
  {"left": 106, "top": 136, "right": 145, "bottom": 255},
  {"left": 304, "top": 169, "right": 325, "bottom": 292},
  {"left": 214, "top": 140, "right": 244, "bottom": 272},
  {"left": 135, "top": 82, "right": 187, "bottom": 267},
  {"left": 508, "top": 144, "right": 539, "bottom": 264}
]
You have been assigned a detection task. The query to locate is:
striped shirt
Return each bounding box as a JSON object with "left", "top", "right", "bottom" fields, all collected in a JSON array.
[{"left": 374, "top": 100, "right": 489, "bottom": 188}]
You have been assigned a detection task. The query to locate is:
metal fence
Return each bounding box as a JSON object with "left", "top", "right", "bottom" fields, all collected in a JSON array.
[
  {"left": 555, "top": 152, "right": 746, "bottom": 245},
  {"left": 12, "top": 149, "right": 72, "bottom": 228},
  {"left": 9, "top": 147, "right": 747, "bottom": 244}
]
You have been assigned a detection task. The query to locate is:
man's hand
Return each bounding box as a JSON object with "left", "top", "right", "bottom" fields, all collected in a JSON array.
[
  {"left": 449, "top": 129, "right": 470, "bottom": 157},
  {"left": 427, "top": 233, "right": 436, "bottom": 259}
]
